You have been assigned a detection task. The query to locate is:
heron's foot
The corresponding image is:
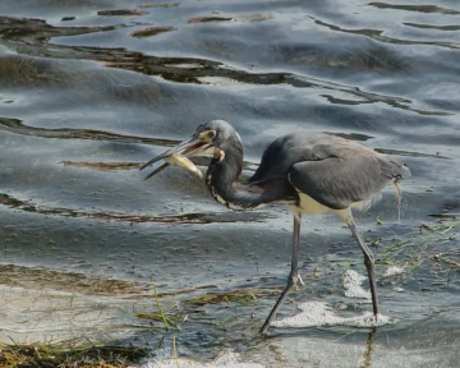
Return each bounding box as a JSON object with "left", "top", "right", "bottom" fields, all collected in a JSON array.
[{"left": 259, "top": 273, "right": 301, "bottom": 335}]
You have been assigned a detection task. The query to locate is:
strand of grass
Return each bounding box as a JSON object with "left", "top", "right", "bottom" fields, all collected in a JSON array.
[
  {"left": 377, "top": 235, "right": 433, "bottom": 266},
  {"left": 172, "top": 335, "right": 179, "bottom": 368},
  {"left": 168, "top": 316, "right": 180, "bottom": 330},
  {"left": 399, "top": 241, "right": 442, "bottom": 279},
  {"left": 441, "top": 225, "right": 454, "bottom": 234},
  {"left": 333, "top": 329, "right": 359, "bottom": 342},
  {"left": 163, "top": 301, "right": 180, "bottom": 312},
  {"left": 153, "top": 284, "right": 170, "bottom": 331},
  {"left": 224, "top": 312, "right": 244, "bottom": 324},
  {"left": 136, "top": 311, "right": 182, "bottom": 330},
  {"left": 218, "top": 320, "right": 228, "bottom": 331},
  {"left": 428, "top": 213, "right": 460, "bottom": 218},
  {"left": 439, "top": 257, "right": 460, "bottom": 268},
  {"left": 373, "top": 217, "right": 405, "bottom": 241},
  {"left": 371, "top": 218, "right": 428, "bottom": 268},
  {"left": 6, "top": 337, "right": 19, "bottom": 348},
  {"left": 184, "top": 291, "right": 260, "bottom": 306},
  {"left": 377, "top": 243, "right": 410, "bottom": 265}
]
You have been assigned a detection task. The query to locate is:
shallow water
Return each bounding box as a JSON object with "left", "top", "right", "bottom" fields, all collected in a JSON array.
[{"left": 0, "top": 0, "right": 460, "bottom": 367}]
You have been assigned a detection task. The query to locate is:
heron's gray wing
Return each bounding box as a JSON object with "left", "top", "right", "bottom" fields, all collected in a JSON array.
[{"left": 288, "top": 154, "right": 406, "bottom": 210}]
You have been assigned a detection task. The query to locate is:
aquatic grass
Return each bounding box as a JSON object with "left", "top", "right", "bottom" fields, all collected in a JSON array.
[
  {"left": 136, "top": 285, "right": 184, "bottom": 331},
  {"left": 183, "top": 289, "right": 262, "bottom": 307},
  {"left": 371, "top": 217, "right": 460, "bottom": 291},
  {"left": 191, "top": 312, "right": 248, "bottom": 331},
  {"left": 153, "top": 284, "right": 170, "bottom": 330},
  {"left": 135, "top": 310, "right": 184, "bottom": 331},
  {"left": 0, "top": 340, "right": 148, "bottom": 368}
]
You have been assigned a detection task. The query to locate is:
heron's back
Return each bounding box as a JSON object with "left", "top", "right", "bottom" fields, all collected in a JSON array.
[{"left": 248, "top": 131, "right": 410, "bottom": 209}]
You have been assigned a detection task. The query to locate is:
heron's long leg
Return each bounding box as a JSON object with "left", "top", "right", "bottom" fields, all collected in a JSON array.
[
  {"left": 347, "top": 218, "right": 379, "bottom": 316},
  {"left": 259, "top": 212, "right": 302, "bottom": 335}
]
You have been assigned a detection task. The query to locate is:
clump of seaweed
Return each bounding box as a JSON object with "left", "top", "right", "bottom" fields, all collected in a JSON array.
[
  {"left": 184, "top": 289, "right": 261, "bottom": 306},
  {"left": 0, "top": 340, "right": 148, "bottom": 368}
]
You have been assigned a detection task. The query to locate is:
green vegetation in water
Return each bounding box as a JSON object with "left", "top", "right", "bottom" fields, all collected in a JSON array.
[
  {"left": 0, "top": 341, "right": 148, "bottom": 368},
  {"left": 136, "top": 284, "right": 184, "bottom": 330},
  {"left": 183, "top": 289, "right": 262, "bottom": 306},
  {"left": 135, "top": 288, "right": 263, "bottom": 332},
  {"left": 136, "top": 309, "right": 184, "bottom": 331},
  {"left": 370, "top": 217, "right": 460, "bottom": 291}
]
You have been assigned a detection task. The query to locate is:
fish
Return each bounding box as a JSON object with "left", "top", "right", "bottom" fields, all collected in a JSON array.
[{"left": 143, "top": 152, "right": 202, "bottom": 181}]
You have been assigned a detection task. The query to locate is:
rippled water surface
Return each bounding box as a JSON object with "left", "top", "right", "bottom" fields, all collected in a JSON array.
[{"left": 0, "top": 1, "right": 459, "bottom": 367}]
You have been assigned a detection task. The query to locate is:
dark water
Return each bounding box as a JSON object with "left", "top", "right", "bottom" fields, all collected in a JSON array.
[{"left": 0, "top": 1, "right": 459, "bottom": 367}]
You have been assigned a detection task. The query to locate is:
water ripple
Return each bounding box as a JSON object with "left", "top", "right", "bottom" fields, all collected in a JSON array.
[
  {"left": 0, "top": 193, "right": 275, "bottom": 224},
  {"left": 368, "top": 2, "right": 460, "bottom": 15},
  {"left": 312, "top": 17, "right": 460, "bottom": 50}
]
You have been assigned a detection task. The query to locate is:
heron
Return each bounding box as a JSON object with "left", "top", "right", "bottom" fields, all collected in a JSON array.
[{"left": 140, "top": 119, "right": 411, "bottom": 335}]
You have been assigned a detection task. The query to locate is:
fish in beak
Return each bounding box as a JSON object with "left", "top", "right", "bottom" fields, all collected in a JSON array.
[{"left": 140, "top": 135, "right": 213, "bottom": 180}]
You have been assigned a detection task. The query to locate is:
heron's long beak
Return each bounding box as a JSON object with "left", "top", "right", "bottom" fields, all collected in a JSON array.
[{"left": 140, "top": 136, "right": 212, "bottom": 180}]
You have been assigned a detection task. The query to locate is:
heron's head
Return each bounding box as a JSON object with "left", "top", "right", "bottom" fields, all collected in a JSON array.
[
  {"left": 140, "top": 119, "right": 241, "bottom": 180},
  {"left": 190, "top": 119, "right": 242, "bottom": 152}
]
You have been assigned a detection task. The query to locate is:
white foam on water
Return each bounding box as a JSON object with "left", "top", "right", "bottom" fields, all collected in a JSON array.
[
  {"left": 342, "top": 269, "right": 371, "bottom": 300},
  {"left": 271, "top": 301, "right": 391, "bottom": 329},
  {"left": 132, "top": 351, "right": 265, "bottom": 368},
  {"left": 383, "top": 265, "right": 405, "bottom": 277}
]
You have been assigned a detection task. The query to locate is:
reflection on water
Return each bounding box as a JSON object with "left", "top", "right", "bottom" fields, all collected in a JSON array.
[
  {"left": 0, "top": 192, "right": 275, "bottom": 224},
  {"left": 0, "top": 0, "right": 460, "bottom": 366},
  {"left": 368, "top": 2, "right": 460, "bottom": 15}
]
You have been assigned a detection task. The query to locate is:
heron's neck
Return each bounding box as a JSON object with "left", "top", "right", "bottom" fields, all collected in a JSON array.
[{"left": 205, "top": 142, "right": 268, "bottom": 211}]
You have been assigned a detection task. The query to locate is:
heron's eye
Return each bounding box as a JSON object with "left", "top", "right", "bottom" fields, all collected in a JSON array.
[{"left": 207, "top": 130, "right": 216, "bottom": 139}]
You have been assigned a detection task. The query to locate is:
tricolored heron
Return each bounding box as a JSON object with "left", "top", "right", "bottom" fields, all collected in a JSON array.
[{"left": 140, "top": 119, "right": 411, "bottom": 335}]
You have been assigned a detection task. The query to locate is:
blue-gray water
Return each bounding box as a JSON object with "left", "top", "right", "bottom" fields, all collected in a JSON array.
[{"left": 0, "top": 1, "right": 459, "bottom": 367}]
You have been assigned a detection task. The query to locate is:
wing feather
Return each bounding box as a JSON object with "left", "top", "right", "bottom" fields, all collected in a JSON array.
[{"left": 288, "top": 154, "right": 407, "bottom": 210}]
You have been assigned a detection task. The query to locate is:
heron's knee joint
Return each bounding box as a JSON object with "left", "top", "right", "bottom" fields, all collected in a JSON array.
[
  {"left": 288, "top": 273, "right": 300, "bottom": 286},
  {"left": 364, "top": 256, "right": 374, "bottom": 268}
]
